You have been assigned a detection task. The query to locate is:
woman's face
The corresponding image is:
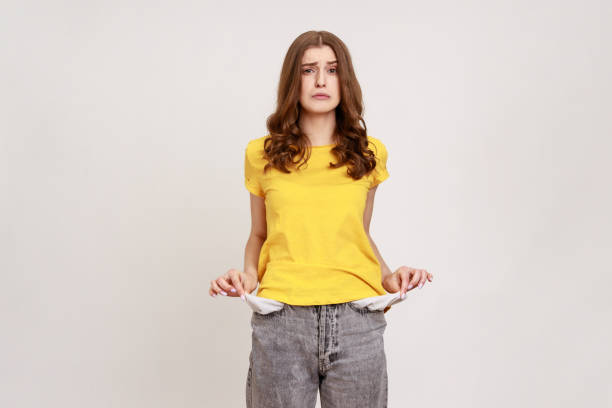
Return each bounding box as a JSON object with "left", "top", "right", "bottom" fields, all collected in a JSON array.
[{"left": 298, "top": 45, "right": 341, "bottom": 114}]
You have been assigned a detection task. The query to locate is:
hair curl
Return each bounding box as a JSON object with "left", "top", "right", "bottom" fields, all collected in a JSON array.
[{"left": 262, "top": 30, "right": 379, "bottom": 179}]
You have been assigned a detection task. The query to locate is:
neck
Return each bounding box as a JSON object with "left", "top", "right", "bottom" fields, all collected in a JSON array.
[{"left": 299, "top": 110, "right": 336, "bottom": 146}]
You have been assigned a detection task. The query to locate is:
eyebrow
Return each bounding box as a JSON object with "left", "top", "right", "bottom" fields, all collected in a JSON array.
[{"left": 301, "top": 60, "right": 338, "bottom": 67}]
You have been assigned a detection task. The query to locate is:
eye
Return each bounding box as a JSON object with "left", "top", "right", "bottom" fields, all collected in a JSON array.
[{"left": 329, "top": 67, "right": 337, "bottom": 73}]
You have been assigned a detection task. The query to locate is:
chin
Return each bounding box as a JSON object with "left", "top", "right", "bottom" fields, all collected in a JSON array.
[
  {"left": 304, "top": 102, "right": 339, "bottom": 114},
  {"left": 306, "top": 107, "right": 335, "bottom": 115}
]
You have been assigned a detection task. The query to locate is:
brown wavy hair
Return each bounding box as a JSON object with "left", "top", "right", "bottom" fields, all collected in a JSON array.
[{"left": 262, "top": 30, "right": 379, "bottom": 180}]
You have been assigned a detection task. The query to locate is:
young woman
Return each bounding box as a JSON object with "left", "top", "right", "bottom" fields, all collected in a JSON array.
[{"left": 209, "top": 30, "right": 433, "bottom": 408}]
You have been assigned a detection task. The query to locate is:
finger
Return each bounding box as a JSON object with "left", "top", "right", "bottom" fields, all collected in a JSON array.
[
  {"left": 228, "top": 270, "right": 245, "bottom": 297},
  {"left": 400, "top": 269, "right": 412, "bottom": 298},
  {"left": 399, "top": 271, "right": 408, "bottom": 296},
  {"left": 209, "top": 286, "right": 217, "bottom": 297},
  {"left": 415, "top": 270, "right": 423, "bottom": 288},
  {"left": 211, "top": 280, "right": 226, "bottom": 296},
  {"left": 407, "top": 268, "right": 420, "bottom": 290},
  {"left": 216, "top": 276, "right": 236, "bottom": 296},
  {"left": 417, "top": 270, "right": 427, "bottom": 289},
  {"left": 427, "top": 272, "right": 433, "bottom": 282}
]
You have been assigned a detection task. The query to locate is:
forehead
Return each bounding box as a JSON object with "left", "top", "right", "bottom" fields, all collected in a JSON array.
[{"left": 301, "top": 45, "right": 337, "bottom": 63}]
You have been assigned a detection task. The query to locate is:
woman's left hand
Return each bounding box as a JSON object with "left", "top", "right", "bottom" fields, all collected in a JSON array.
[{"left": 382, "top": 266, "right": 433, "bottom": 299}]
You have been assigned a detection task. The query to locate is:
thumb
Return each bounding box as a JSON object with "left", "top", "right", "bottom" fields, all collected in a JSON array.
[{"left": 384, "top": 271, "right": 402, "bottom": 293}]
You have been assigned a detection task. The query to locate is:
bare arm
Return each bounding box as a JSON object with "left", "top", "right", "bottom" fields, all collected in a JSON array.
[
  {"left": 367, "top": 234, "right": 392, "bottom": 281},
  {"left": 364, "top": 185, "right": 434, "bottom": 299},
  {"left": 244, "top": 192, "right": 267, "bottom": 282},
  {"left": 363, "top": 185, "right": 393, "bottom": 281},
  {"left": 209, "top": 192, "right": 265, "bottom": 298}
]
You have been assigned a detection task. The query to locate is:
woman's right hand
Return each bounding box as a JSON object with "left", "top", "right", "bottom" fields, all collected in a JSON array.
[{"left": 209, "top": 268, "right": 258, "bottom": 300}]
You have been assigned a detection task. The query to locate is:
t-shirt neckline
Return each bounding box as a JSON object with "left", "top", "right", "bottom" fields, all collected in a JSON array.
[{"left": 310, "top": 143, "right": 336, "bottom": 149}]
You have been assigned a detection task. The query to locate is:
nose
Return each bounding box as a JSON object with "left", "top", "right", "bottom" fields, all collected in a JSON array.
[{"left": 316, "top": 70, "right": 326, "bottom": 87}]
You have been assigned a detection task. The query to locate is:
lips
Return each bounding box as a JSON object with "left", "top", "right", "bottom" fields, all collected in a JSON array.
[{"left": 313, "top": 93, "right": 330, "bottom": 98}]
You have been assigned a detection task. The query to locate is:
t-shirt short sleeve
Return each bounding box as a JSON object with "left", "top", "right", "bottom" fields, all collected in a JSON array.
[
  {"left": 244, "top": 143, "right": 265, "bottom": 197},
  {"left": 370, "top": 138, "right": 390, "bottom": 188}
]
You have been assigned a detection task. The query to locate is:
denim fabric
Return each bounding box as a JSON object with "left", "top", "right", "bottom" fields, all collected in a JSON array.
[{"left": 246, "top": 301, "right": 388, "bottom": 408}]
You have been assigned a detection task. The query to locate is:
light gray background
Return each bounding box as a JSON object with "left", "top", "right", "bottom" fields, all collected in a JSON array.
[{"left": 2, "top": 1, "right": 610, "bottom": 407}]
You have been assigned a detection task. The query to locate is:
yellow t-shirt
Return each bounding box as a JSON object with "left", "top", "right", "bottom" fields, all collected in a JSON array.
[{"left": 244, "top": 135, "right": 390, "bottom": 306}]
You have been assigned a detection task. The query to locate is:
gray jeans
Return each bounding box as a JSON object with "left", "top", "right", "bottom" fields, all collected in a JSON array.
[{"left": 246, "top": 301, "right": 388, "bottom": 408}]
